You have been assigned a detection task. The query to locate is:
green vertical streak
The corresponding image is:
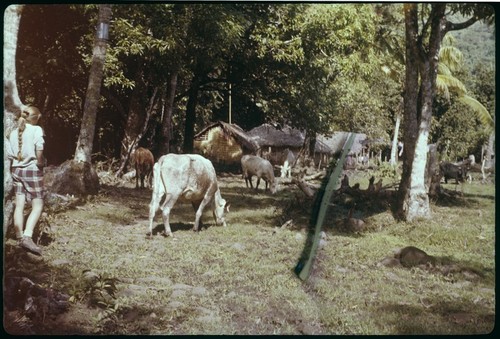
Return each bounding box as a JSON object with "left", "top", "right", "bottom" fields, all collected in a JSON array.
[{"left": 296, "top": 133, "right": 355, "bottom": 281}]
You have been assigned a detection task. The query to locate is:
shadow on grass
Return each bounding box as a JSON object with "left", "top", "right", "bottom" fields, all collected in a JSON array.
[
  {"left": 149, "top": 222, "right": 193, "bottom": 236},
  {"left": 3, "top": 242, "right": 91, "bottom": 334},
  {"left": 377, "top": 298, "right": 495, "bottom": 334}
]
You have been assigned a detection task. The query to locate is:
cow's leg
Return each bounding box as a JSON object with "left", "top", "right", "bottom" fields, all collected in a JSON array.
[
  {"left": 135, "top": 168, "right": 140, "bottom": 189},
  {"left": 193, "top": 198, "right": 209, "bottom": 232},
  {"left": 255, "top": 177, "right": 260, "bottom": 190},
  {"left": 160, "top": 193, "right": 177, "bottom": 237},
  {"left": 247, "top": 176, "right": 253, "bottom": 188},
  {"left": 148, "top": 189, "right": 163, "bottom": 237},
  {"left": 192, "top": 201, "right": 203, "bottom": 232}
]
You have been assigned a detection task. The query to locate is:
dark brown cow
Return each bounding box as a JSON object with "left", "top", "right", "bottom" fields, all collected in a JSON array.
[{"left": 131, "top": 147, "right": 154, "bottom": 189}]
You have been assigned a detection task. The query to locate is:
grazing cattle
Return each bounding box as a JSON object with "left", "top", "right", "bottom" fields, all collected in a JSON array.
[
  {"left": 241, "top": 154, "right": 277, "bottom": 194},
  {"left": 148, "top": 154, "right": 229, "bottom": 237},
  {"left": 439, "top": 161, "right": 466, "bottom": 184},
  {"left": 131, "top": 147, "right": 154, "bottom": 189}
]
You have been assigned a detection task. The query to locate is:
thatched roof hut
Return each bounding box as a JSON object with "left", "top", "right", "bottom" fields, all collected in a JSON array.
[
  {"left": 247, "top": 123, "right": 335, "bottom": 167},
  {"left": 317, "top": 132, "right": 367, "bottom": 155},
  {"left": 247, "top": 123, "right": 305, "bottom": 149},
  {"left": 194, "top": 121, "right": 259, "bottom": 169}
]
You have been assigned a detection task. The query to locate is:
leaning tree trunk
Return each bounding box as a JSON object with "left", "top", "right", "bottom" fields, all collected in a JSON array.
[
  {"left": 115, "top": 66, "right": 148, "bottom": 176},
  {"left": 3, "top": 4, "right": 24, "bottom": 236},
  {"left": 51, "top": 4, "right": 112, "bottom": 197},
  {"left": 115, "top": 86, "right": 159, "bottom": 177}
]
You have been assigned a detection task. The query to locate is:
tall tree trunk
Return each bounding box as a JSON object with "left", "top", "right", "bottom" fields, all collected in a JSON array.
[
  {"left": 183, "top": 75, "right": 200, "bottom": 154},
  {"left": 3, "top": 4, "right": 24, "bottom": 236},
  {"left": 50, "top": 5, "right": 111, "bottom": 197},
  {"left": 483, "top": 131, "right": 495, "bottom": 169},
  {"left": 4, "top": 5, "right": 24, "bottom": 119},
  {"left": 398, "top": 4, "right": 445, "bottom": 221},
  {"left": 158, "top": 71, "right": 178, "bottom": 156},
  {"left": 74, "top": 4, "right": 112, "bottom": 163},
  {"left": 389, "top": 113, "right": 401, "bottom": 166}
]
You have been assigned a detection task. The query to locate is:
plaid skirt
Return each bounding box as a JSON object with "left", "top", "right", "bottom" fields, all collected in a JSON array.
[{"left": 11, "top": 167, "right": 45, "bottom": 201}]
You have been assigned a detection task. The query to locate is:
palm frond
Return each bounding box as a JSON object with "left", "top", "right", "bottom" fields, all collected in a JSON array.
[
  {"left": 436, "top": 75, "right": 451, "bottom": 101},
  {"left": 459, "top": 95, "right": 495, "bottom": 133},
  {"left": 437, "top": 62, "right": 451, "bottom": 76},
  {"left": 439, "top": 45, "right": 463, "bottom": 72},
  {"left": 437, "top": 74, "right": 467, "bottom": 96}
]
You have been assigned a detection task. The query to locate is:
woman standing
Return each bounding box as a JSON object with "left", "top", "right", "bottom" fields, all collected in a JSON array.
[{"left": 6, "top": 106, "right": 45, "bottom": 256}]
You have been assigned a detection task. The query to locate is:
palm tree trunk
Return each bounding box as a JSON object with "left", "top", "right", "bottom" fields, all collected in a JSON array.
[{"left": 74, "top": 4, "right": 112, "bottom": 163}]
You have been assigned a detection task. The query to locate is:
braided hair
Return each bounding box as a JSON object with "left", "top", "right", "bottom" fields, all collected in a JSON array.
[{"left": 16, "top": 106, "right": 42, "bottom": 161}]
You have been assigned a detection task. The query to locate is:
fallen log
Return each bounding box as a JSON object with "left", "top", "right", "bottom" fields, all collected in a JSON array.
[
  {"left": 294, "top": 173, "right": 396, "bottom": 202},
  {"left": 292, "top": 177, "right": 319, "bottom": 198}
]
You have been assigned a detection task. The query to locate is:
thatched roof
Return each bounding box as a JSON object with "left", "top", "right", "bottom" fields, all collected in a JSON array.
[
  {"left": 194, "top": 121, "right": 259, "bottom": 152},
  {"left": 247, "top": 124, "right": 305, "bottom": 149},
  {"left": 247, "top": 123, "right": 336, "bottom": 154},
  {"left": 317, "top": 132, "right": 367, "bottom": 155}
]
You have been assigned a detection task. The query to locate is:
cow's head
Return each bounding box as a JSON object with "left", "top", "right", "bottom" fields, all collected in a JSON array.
[
  {"left": 270, "top": 179, "right": 278, "bottom": 194},
  {"left": 213, "top": 198, "right": 230, "bottom": 227}
]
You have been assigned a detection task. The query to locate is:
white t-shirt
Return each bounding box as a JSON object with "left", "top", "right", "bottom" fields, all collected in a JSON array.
[{"left": 6, "top": 124, "right": 45, "bottom": 169}]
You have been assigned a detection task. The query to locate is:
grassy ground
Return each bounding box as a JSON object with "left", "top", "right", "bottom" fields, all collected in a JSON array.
[{"left": 3, "top": 170, "right": 495, "bottom": 335}]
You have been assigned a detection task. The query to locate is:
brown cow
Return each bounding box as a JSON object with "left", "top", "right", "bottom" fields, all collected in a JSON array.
[
  {"left": 131, "top": 147, "right": 154, "bottom": 189},
  {"left": 148, "top": 153, "right": 229, "bottom": 237}
]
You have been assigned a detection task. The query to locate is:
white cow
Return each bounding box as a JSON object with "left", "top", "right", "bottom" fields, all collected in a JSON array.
[{"left": 148, "top": 154, "right": 229, "bottom": 237}]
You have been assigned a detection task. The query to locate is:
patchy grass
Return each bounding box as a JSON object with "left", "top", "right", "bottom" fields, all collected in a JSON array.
[{"left": 3, "top": 170, "right": 495, "bottom": 335}]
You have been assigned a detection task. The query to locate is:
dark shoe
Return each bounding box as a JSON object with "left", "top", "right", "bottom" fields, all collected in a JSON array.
[{"left": 19, "top": 237, "right": 42, "bottom": 256}]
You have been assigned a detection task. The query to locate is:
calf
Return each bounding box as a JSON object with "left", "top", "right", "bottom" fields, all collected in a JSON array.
[
  {"left": 148, "top": 154, "right": 229, "bottom": 237},
  {"left": 241, "top": 154, "right": 277, "bottom": 194},
  {"left": 131, "top": 147, "right": 154, "bottom": 189}
]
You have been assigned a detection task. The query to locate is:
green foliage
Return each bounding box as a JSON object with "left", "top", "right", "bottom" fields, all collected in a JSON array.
[
  {"left": 13, "top": 4, "right": 494, "bottom": 165},
  {"left": 431, "top": 99, "right": 487, "bottom": 161},
  {"left": 374, "top": 162, "right": 400, "bottom": 180},
  {"left": 69, "top": 271, "right": 119, "bottom": 309}
]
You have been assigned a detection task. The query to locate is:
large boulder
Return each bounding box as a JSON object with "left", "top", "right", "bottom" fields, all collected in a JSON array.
[{"left": 46, "top": 160, "right": 99, "bottom": 196}]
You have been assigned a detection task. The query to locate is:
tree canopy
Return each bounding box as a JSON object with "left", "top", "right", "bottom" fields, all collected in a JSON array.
[{"left": 11, "top": 3, "right": 494, "bottom": 166}]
